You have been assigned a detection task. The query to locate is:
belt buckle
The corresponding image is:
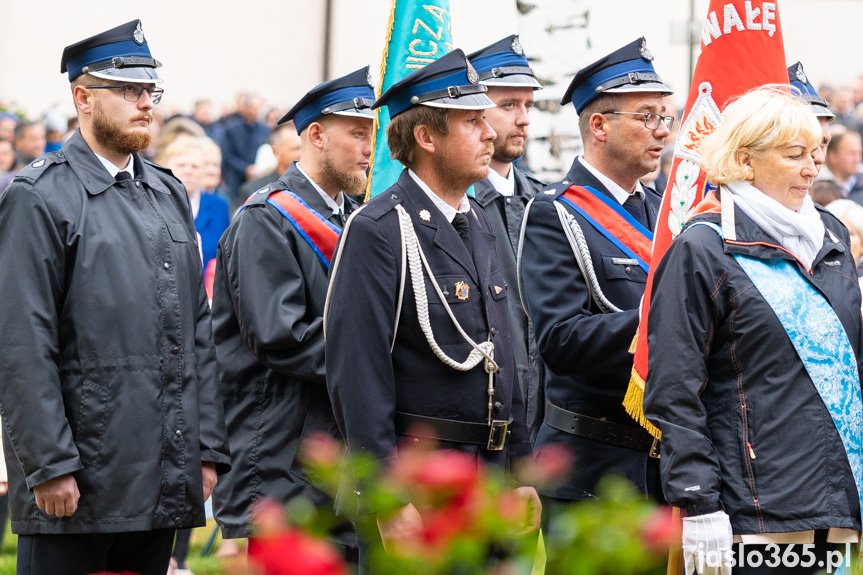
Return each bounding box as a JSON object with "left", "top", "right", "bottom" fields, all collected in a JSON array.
[
  {"left": 649, "top": 437, "right": 661, "bottom": 459},
  {"left": 487, "top": 420, "right": 509, "bottom": 451}
]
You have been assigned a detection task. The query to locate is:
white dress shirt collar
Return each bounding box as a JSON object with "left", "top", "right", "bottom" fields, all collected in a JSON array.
[
  {"left": 95, "top": 152, "right": 134, "bottom": 179},
  {"left": 578, "top": 155, "right": 645, "bottom": 205},
  {"left": 408, "top": 169, "right": 470, "bottom": 223},
  {"left": 486, "top": 165, "right": 515, "bottom": 197},
  {"left": 296, "top": 163, "right": 345, "bottom": 217}
]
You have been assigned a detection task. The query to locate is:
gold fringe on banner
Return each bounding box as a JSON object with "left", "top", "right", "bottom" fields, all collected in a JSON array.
[
  {"left": 363, "top": 0, "right": 398, "bottom": 202},
  {"left": 623, "top": 330, "right": 662, "bottom": 439}
]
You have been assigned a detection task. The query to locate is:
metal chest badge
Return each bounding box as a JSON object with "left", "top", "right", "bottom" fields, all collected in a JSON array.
[
  {"left": 419, "top": 209, "right": 431, "bottom": 221},
  {"left": 454, "top": 281, "right": 470, "bottom": 301}
]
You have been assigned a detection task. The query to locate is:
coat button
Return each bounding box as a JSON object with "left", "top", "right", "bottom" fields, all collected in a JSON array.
[
  {"left": 493, "top": 401, "right": 503, "bottom": 413},
  {"left": 175, "top": 429, "right": 182, "bottom": 438},
  {"left": 135, "top": 181, "right": 141, "bottom": 188},
  {"left": 171, "top": 347, "right": 181, "bottom": 355},
  {"left": 163, "top": 262, "right": 170, "bottom": 270},
  {"left": 506, "top": 198, "right": 511, "bottom": 205},
  {"left": 490, "top": 327, "right": 497, "bottom": 337},
  {"left": 174, "top": 517, "right": 182, "bottom": 527},
  {"left": 625, "top": 266, "right": 631, "bottom": 274}
]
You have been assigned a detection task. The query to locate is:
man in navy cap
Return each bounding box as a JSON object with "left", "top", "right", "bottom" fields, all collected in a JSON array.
[
  {"left": 467, "top": 35, "right": 546, "bottom": 445},
  {"left": 0, "top": 20, "right": 230, "bottom": 575},
  {"left": 789, "top": 61, "right": 835, "bottom": 169},
  {"left": 519, "top": 37, "right": 672, "bottom": 523},
  {"left": 325, "top": 49, "right": 540, "bottom": 560},
  {"left": 210, "top": 66, "right": 375, "bottom": 561}
]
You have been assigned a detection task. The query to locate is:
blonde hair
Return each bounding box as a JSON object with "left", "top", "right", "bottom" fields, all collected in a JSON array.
[
  {"left": 153, "top": 134, "right": 205, "bottom": 166},
  {"left": 699, "top": 85, "right": 821, "bottom": 184}
]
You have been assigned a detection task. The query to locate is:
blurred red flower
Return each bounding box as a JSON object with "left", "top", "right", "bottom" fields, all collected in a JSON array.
[
  {"left": 300, "top": 432, "right": 343, "bottom": 469},
  {"left": 641, "top": 505, "right": 682, "bottom": 553},
  {"left": 248, "top": 530, "right": 349, "bottom": 575}
]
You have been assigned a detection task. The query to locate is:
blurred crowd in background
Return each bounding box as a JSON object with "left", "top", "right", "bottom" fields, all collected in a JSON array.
[{"left": 5, "top": 74, "right": 863, "bottom": 272}]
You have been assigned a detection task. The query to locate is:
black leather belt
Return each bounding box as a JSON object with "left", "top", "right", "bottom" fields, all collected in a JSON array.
[
  {"left": 544, "top": 402, "right": 660, "bottom": 457},
  {"left": 395, "top": 412, "right": 511, "bottom": 451}
]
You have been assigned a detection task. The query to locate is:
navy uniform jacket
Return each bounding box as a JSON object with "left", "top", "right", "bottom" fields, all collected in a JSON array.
[
  {"left": 474, "top": 168, "right": 545, "bottom": 445},
  {"left": 520, "top": 158, "right": 660, "bottom": 500},
  {"left": 211, "top": 162, "right": 357, "bottom": 541},
  {"left": 326, "top": 170, "right": 532, "bottom": 498}
]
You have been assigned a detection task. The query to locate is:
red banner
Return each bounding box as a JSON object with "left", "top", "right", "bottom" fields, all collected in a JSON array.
[{"left": 624, "top": 0, "right": 789, "bottom": 437}]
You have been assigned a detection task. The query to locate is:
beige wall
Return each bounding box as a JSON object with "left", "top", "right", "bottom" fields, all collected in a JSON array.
[
  {"left": 0, "top": 0, "right": 516, "bottom": 119},
  {"left": 3, "top": 0, "right": 861, "bottom": 120}
]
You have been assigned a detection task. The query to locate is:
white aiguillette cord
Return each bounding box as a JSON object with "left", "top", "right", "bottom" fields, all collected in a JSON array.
[{"left": 325, "top": 204, "right": 500, "bottom": 424}]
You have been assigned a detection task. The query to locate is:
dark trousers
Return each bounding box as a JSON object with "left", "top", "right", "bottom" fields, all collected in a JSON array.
[
  {"left": 172, "top": 528, "right": 193, "bottom": 565},
  {"left": 17, "top": 528, "right": 175, "bottom": 575}
]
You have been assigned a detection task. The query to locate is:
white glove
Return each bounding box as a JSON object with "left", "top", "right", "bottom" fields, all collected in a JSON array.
[{"left": 682, "top": 510, "right": 733, "bottom": 575}]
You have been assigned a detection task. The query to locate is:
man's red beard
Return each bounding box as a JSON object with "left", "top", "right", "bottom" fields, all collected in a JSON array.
[
  {"left": 92, "top": 101, "right": 152, "bottom": 156},
  {"left": 321, "top": 146, "right": 368, "bottom": 197}
]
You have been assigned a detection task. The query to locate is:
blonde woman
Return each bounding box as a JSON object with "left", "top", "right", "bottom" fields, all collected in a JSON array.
[{"left": 645, "top": 87, "right": 863, "bottom": 574}]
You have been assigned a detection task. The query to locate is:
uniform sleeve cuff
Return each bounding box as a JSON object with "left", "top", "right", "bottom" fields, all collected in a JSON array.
[{"left": 25, "top": 458, "right": 84, "bottom": 490}]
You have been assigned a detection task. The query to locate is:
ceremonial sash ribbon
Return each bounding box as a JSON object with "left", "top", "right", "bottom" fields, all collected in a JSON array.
[
  {"left": 693, "top": 222, "right": 863, "bottom": 564},
  {"left": 558, "top": 185, "right": 653, "bottom": 273},
  {"left": 259, "top": 190, "right": 341, "bottom": 267}
]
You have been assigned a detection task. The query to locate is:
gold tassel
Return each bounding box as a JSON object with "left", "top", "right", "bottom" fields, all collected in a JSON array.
[
  {"left": 628, "top": 330, "right": 639, "bottom": 354},
  {"left": 623, "top": 366, "right": 662, "bottom": 439}
]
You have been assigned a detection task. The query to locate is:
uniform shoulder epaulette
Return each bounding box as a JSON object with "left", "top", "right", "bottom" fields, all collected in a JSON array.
[
  {"left": 242, "top": 185, "right": 282, "bottom": 208},
  {"left": 13, "top": 153, "right": 66, "bottom": 185},
  {"left": 353, "top": 190, "right": 403, "bottom": 222},
  {"left": 537, "top": 180, "right": 571, "bottom": 200}
]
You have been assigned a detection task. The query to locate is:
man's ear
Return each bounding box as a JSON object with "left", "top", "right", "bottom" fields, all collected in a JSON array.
[
  {"left": 588, "top": 112, "right": 608, "bottom": 143},
  {"left": 73, "top": 85, "right": 93, "bottom": 115},
  {"left": 413, "top": 124, "right": 436, "bottom": 155},
  {"left": 306, "top": 122, "right": 326, "bottom": 151}
]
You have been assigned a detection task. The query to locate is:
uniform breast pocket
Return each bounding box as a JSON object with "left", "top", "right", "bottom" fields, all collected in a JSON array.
[
  {"left": 601, "top": 256, "right": 647, "bottom": 284},
  {"left": 421, "top": 274, "right": 480, "bottom": 345},
  {"left": 488, "top": 271, "right": 507, "bottom": 301}
]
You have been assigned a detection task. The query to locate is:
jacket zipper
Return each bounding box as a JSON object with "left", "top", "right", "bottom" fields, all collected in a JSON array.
[{"left": 740, "top": 400, "right": 764, "bottom": 531}]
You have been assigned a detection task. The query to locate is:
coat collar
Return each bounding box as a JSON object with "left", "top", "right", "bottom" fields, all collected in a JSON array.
[
  {"left": 563, "top": 158, "right": 661, "bottom": 231},
  {"left": 394, "top": 170, "right": 488, "bottom": 283},
  {"left": 473, "top": 167, "right": 535, "bottom": 208},
  {"left": 276, "top": 162, "right": 359, "bottom": 224},
  {"left": 62, "top": 131, "right": 171, "bottom": 196},
  {"left": 694, "top": 189, "right": 846, "bottom": 268}
]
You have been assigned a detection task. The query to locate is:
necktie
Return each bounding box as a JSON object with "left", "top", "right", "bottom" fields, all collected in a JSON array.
[
  {"left": 451, "top": 212, "right": 472, "bottom": 254},
  {"left": 115, "top": 171, "right": 132, "bottom": 182},
  {"left": 623, "top": 193, "right": 649, "bottom": 229}
]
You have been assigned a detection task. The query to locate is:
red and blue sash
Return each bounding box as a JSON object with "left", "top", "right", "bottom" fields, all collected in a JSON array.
[
  {"left": 558, "top": 185, "right": 653, "bottom": 273},
  {"left": 246, "top": 190, "right": 341, "bottom": 267}
]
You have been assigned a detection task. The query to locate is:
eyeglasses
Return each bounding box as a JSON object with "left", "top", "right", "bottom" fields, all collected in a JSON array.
[
  {"left": 602, "top": 111, "right": 674, "bottom": 131},
  {"left": 84, "top": 84, "right": 164, "bottom": 105}
]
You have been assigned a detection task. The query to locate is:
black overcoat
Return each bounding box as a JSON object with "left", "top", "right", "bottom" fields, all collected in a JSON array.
[
  {"left": 211, "top": 163, "right": 357, "bottom": 541},
  {"left": 473, "top": 169, "right": 545, "bottom": 444},
  {"left": 0, "top": 131, "right": 230, "bottom": 534}
]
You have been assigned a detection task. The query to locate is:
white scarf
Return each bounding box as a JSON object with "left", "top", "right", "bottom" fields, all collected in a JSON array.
[{"left": 724, "top": 180, "right": 825, "bottom": 270}]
